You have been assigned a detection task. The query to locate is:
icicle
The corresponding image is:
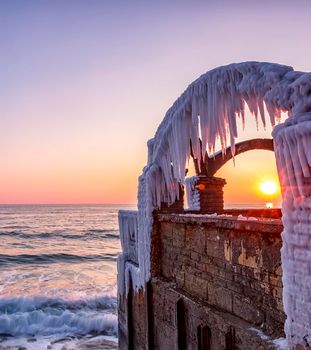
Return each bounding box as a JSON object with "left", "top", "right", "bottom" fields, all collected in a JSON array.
[
  {"left": 149, "top": 62, "right": 300, "bottom": 202},
  {"left": 258, "top": 97, "right": 266, "bottom": 129},
  {"left": 119, "top": 62, "right": 311, "bottom": 316}
]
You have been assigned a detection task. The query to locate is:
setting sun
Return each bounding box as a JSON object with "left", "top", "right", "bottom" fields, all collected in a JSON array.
[{"left": 259, "top": 180, "right": 279, "bottom": 195}]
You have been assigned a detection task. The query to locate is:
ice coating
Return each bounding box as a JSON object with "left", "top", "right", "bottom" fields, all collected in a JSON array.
[
  {"left": 185, "top": 176, "right": 200, "bottom": 210},
  {"left": 118, "top": 61, "right": 311, "bottom": 349},
  {"left": 147, "top": 62, "right": 310, "bottom": 208},
  {"left": 273, "top": 112, "right": 311, "bottom": 348}
]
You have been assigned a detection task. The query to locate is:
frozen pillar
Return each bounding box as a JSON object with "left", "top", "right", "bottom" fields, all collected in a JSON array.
[
  {"left": 273, "top": 112, "right": 311, "bottom": 350},
  {"left": 185, "top": 176, "right": 226, "bottom": 213}
]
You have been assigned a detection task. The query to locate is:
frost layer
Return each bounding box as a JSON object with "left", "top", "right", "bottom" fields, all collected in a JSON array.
[
  {"left": 185, "top": 176, "right": 200, "bottom": 210},
  {"left": 273, "top": 112, "right": 311, "bottom": 348},
  {"left": 118, "top": 61, "right": 311, "bottom": 348},
  {"left": 147, "top": 62, "right": 311, "bottom": 208}
]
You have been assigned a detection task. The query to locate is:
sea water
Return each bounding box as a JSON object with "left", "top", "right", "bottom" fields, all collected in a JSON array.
[{"left": 0, "top": 204, "right": 134, "bottom": 350}]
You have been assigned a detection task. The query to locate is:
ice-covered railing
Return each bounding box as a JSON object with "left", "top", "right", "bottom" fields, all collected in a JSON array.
[
  {"left": 118, "top": 206, "right": 151, "bottom": 294},
  {"left": 118, "top": 210, "right": 140, "bottom": 294},
  {"left": 118, "top": 210, "right": 138, "bottom": 265},
  {"left": 118, "top": 61, "right": 311, "bottom": 349}
]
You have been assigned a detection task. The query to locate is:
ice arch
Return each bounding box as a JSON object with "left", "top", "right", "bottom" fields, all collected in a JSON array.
[
  {"left": 118, "top": 61, "right": 311, "bottom": 349},
  {"left": 146, "top": 62, "right": 311, "bottom": 208}
]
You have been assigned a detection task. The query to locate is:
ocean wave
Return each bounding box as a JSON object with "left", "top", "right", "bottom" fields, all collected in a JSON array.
[
  {"left": 0, "top": 229, "right": 119, "bottom": 240},
  {"left": 0, "top": 225, "right": 30, "bottom": 229},
  {"left": 0, "top": 295, "right": 116, "bottom": 314},
  {"left": 0, "top": 253, "right": 118, "bottom": 266},
  {"left": 0, "top": 296, "right": 117, "bottom": 338}
]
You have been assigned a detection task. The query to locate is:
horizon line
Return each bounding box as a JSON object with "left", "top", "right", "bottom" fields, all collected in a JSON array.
[{"left": 0, "top": 203, "right": 137, "bottom": 206}]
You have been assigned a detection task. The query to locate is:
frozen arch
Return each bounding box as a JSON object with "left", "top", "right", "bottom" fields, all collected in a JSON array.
[
  {"left": 145, "top": 62, "right": 311, "bottom": 208},
  {"left": 119, "top": 61, "right": 311, "bottom": 349}
]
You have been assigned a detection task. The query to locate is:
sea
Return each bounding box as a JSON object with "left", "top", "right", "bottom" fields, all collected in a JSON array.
[
  {"left": 0, "top": 204, "right": 135, "bottom": 350},
  {"left": 0, "top": 202, "right": 277, "bottom": 350}
]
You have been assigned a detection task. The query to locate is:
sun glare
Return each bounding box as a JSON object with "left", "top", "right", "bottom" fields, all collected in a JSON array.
[{"left": 259, "top": 180, "right": 278, "bottom": 195}]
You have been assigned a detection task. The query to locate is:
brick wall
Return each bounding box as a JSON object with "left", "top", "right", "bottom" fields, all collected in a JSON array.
[
  {"left": 150, "top": 278, "right": 281, "bottom": 350},
  {"left": 150, "top": 213, "right": 285, "bottom": 349},
  {"left": 118, "top": 212, "right": 285, "bottom": 350},
  {"left": 118, "top": 280, "right": 149, "bottom": 350}
]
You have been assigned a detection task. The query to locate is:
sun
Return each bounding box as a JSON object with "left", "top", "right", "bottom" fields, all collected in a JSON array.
[{"left": 259, "top": 180, "right": 278, "bottom": 195}]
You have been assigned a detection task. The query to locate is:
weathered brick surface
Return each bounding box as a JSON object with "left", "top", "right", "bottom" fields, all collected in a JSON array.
[
  {"left": 118, "top": 287, "right": 148, "bottom": 350},
  {"left": 156, "top": 213, "right": 285, "bottom": 340},
  {"left": 118, "top": 293, "right": 128, "bottom": 350},
  {"left": 118, "top": 212, "right": 286, "bottom": 350},
  {"left": 151, "top": 278, "right": 281, "bottom": 350},
  {"left": 188, "top": 176, "right": 227, "bottom": 213}
]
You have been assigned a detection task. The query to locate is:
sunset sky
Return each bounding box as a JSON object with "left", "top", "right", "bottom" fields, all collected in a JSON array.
[{"left": 1, "top": 0, "right": 311, "bottom": 205}]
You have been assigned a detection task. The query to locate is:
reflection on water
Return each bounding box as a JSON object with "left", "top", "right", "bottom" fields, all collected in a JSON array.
[{"left": 0, "top": 204, "right": 134, "bottom": 349}]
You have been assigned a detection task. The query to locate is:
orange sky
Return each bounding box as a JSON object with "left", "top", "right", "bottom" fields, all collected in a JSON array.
[
  {"left": 1, "top": 1, "right": 310, "bottom": 206},
  {"left": 217, "top": 151, "right": 281, "bottom": 208},
  {"left": 0, "top": 109, "right": 282, "bottom": 206}
]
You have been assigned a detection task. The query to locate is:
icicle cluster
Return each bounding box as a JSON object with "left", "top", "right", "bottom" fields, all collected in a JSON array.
[
  {"left": 147, "top": 62, "right": 311, "bottom": 208},
  {"left": 118, "top": 210, "right": 138, "bottom": 294},
  {"left": 119, "top": 61, "right": 311, "bottom": 349},
  {"left": 273, "top": 112, "right": 311, "bottom": 348},
  {"left": 118, "top": 174, "right": 153, "bottom": 294}
]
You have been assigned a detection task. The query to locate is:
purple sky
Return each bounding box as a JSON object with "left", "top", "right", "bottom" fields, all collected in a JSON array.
[{"left": 1, "top": 0, "right": 311, "bottom": 204}]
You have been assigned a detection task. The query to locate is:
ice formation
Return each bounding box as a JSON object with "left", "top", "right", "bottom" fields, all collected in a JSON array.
[
  {"left": 118, "top": 61, "right": 311, "bottom": 349},
  {"left": 185, "top": 176, "right": 200, "bottom": 210},
  {"left": 250, "top": 328, "right": 288, "bottom": 350},
  {"left": 273, "top": 112, "right": 311, "bottom": 348}
]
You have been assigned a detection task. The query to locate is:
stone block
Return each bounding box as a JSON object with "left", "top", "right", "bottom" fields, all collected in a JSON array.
[
  {"left": 208, "top": 283, "right": 233, "bottom": 312},
  {"left": 185, "top": 225, "right": 206, "bottom": 255},
  {"left": 233, "top": 294, "right": 264, "bottom": 325}
]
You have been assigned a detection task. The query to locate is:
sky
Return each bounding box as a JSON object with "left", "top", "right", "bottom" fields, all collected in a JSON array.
[{"left": 1, "top": 0, "right": 311, "bottom": 205}]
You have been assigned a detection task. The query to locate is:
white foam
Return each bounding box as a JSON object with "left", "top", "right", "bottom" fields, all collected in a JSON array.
[
  {"left": 0, "top": 335, "right": 118, "bottom": 350},
  {"left": 0, "top": 296, "right": 117, "bottom": 338}
]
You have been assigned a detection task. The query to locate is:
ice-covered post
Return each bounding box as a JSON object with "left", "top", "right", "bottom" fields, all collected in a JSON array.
[
  {"left": 185, "top": 176, "right": 226, "bottom": 212},
  {"left": 273, "top": 112, "right": 311, "bottom": 350}
]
